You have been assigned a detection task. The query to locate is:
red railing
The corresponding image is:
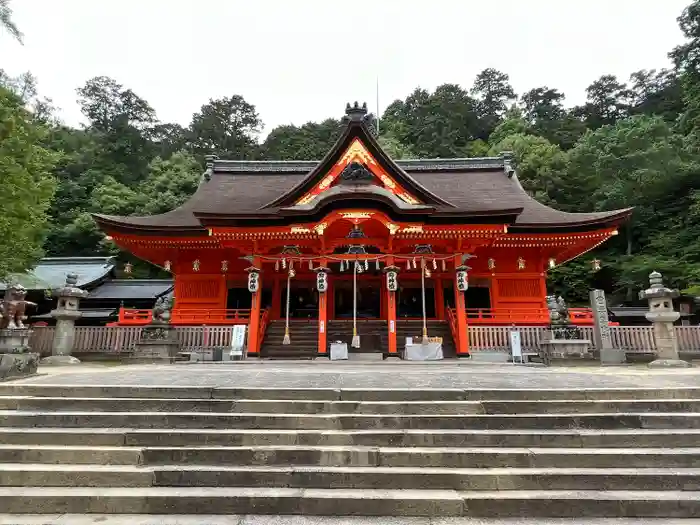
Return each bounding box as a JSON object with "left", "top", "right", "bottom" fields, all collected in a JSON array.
[
  {"left": 258, "top": 308, "right": 270, "bottom": 346},
  {"left": 446, "top": 306, "right": 459, "bottom": 348},
  {"left": 465, "top": 308, "right": 550, "bottom": 325},
  {"left": 118, "top": 309, "right": 152, "bottom": 325}
]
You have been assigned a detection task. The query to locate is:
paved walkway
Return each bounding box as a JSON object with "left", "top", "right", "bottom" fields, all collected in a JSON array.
[
  {"left": 0, "top": 517, "right": 698, "bottom": 525},
  {"left": 10, "top": 361, "right": 700, "bottom": 389}
]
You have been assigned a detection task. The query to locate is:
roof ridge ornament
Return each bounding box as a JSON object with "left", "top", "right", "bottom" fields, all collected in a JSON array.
[
  {"left": 342, "top": 101, "right": 373, "bottom": 126},
  {"left": 500, "top": 151, "right": 515, "bottom": 178},
  {"left": 202, "top": 154, "right": 218, "bottom": 183}
]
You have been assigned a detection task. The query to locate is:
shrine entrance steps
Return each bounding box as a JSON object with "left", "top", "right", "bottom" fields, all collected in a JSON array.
[
  {"left": 260, "top": 320, "right": 317, "bottom": 360},
  {"left": 2, "top": 384, "right": 700, "bottom": 517}
]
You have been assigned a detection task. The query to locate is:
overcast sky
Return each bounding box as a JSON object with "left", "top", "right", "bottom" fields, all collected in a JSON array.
[{"left": 0, "top": 0, "right": 691, "bottom": 134}]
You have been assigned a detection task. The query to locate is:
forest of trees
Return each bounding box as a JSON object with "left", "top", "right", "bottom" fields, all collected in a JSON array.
[{"left": 3, "top": 0, "right": 700, "bottom": 303}]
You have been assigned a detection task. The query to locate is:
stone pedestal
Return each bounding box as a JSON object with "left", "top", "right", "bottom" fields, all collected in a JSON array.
[
  {"left": 0, "top": 328, "right": 38, "bottom": 380},
  {"left": 0, "top": 351, "right": 39, "bottom": 381},
  {"left": 639, "top": 271, "right": 691, "bottom": 368},
  {"left": 0, "top": 328, "right": 32, "bottom": 353},
  {"left": 540, "top": 329, "right": 592, "bottom": 366},
  {"left": 41, "top": 273, "right": 88, "bottom": 366},
  {"left": 129, "top": 324, "right": 181, "bottom": 364}
]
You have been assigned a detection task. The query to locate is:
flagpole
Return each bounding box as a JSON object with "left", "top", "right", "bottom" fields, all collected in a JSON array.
[{"left": 376, "top": 77, "right": 380, "bottom": 136}]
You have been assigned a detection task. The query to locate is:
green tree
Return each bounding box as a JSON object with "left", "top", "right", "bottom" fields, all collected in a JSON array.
[
  {"left": 671, "top": 0, "right": 700, "bottom": 137},
  {"left": 0, "top": 0, "right": 22, "bottom": 43},
  {"left": 0, "top": 86, "right": 57, "bottom": 279},
  {"left": 573, "top": 75, "right": 632, "bottom": 129},
  {"left": 188, "top": 95, "right": 261, "bottom": 159},
  {"left": 76, "top": 76, "right": 157, "bottom": 185},
  {"left": 382, "top": 84, "right": 480, "bottom": 157},
  {"left": 261, "top": 119, "right": 341, "bottom": 160},
  {"left": 471, "top": 68, "right": 516, "bottom": 139},
  {"left": 567, "top": 115, "right": 695, "bottom": 297}
]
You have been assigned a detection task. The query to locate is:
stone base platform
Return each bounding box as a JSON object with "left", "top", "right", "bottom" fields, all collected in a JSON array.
[{"left": 0, "top": 352, "right": 39, "bottom": 381}]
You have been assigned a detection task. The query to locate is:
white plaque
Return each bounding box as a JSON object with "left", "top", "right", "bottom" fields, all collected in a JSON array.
[{"left": 510, "top": 330, "right": 523, "bottom": 364}]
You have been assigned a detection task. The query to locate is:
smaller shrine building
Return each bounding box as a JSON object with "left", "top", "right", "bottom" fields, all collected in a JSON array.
[{"left": 93, "top": 103, "right": 630, "bottom": 357}]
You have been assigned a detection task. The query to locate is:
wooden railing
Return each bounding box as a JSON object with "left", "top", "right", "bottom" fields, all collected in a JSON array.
[{"left": 27, "top": 322, "right": 700, "bottom": 357}]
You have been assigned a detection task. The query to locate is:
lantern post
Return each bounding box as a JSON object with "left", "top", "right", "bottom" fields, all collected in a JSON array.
[
  {"left": 383, "top": 261, "right": 399, "bottom": 357},
  {"left": 453, "top": 259, "right": 470, "bottom": 356},
  {"left": 314, "top": 264, "right": 330, "bottom": 357},
  {"left": 245, "top": 264, "right": 262, "bottom": 356}
]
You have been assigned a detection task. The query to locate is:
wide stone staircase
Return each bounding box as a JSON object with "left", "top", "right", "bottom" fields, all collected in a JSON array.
[{"left": 1, "top": 383, "right": 700, "bottom": 517}]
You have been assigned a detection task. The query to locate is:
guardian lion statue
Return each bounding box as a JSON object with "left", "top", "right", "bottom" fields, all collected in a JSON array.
[{"left": 0, "top": 284, "right": 37, "bottom": 330}]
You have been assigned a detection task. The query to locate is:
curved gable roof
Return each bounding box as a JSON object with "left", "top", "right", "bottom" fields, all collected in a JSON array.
[{"left": 93, "top": 103, "right": 631, "bottom": 235}]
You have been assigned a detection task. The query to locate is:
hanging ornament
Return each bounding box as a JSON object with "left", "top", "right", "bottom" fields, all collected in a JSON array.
[
  {"left": 124, "top": 262, "right": 133, "bottom": 274},
  {"left": 548, "top": 258, "right": 556, "bottom": 269},
  {"left": 290, "top": 259, "right": 294, "bottom": 270},
  {"left": 425, "top": 267, "right": 431, "bottom": 278},
  {"left": 441, "top": 259, "right": 446, "bottom": 272},
  {"left": 364, "top": 259, "right": 369, "bottom": 271},
  {"left": 384, "top": 265, "right": 399, "bottom": 292},
  {"left": 375, "top": 259, "right": 380, "bottom": 271},
  {"left": 488, "top": 258, "right": 496, "bottom": 271},
  {"left": 456, "top": 265, "right": 469, "bottom": 292},
  {"left": 412, "top": 258, "right": 417, "bottom": 269},
  {"left": 221, "top": 260, "right": 229, "bottom": 272},
  {"left": 192, "top": 259, "right": 201, "bottom": 272},
  {"left": 517, "top": 257, "right": 526, "bottom": 270},
  {"left": 275, "top": 260, "right": 280, "bottom": 272},
  {"left": 405, "top": 259, "right": 411, "bottom": 271},
  {"left": 246, "top": 266, "right": 260, "bottom": 293},
  {"left": 314, "top": 266, "right": 329, "bottom": 293},
  {"left": 592, "top": 258, "right": 602, "bottom": 271},
  {"left": 308, "top": 260, "right": 313, "bottom": 271},
  {"left": 163, "top": 260, "right": 172, "bottom": 272},
  {"left": 289, "top": 268, "right": 296, "bottom": 278},
  {"left": 432, "top": 259, "right": 437, "bottom": 270},
  {"left": 282, "top": 259, "right": 287, "bottom": 269}
]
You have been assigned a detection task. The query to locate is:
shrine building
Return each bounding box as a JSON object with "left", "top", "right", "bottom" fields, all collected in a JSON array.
[{"left": 93, "top": 102, "right": 631, "bottom": 359}]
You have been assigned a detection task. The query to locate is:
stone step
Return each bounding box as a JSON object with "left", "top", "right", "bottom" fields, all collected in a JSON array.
[
  {"left": 3, "top": 464, "right": 700, "bottom": 491},
  {"left": 0, "top": 397, "right": 486, "bottom": 414},
  {"left": 4, "top": 385, "right": 700, "bottom": 401},
  {"left": 4, "top": 427, "right": 700, "bottom": 448},
  {"left": 2, "top": 411, "right": 700, "bottom": 430},
  {"left": 3, "top": 397, "right": 700, "bottom": 414},
  {"left": 1, "top": 487, "right": 699, "bottom": 517},
  {"left": 3, "top": 445, "right": 700, "bottom": 469}
]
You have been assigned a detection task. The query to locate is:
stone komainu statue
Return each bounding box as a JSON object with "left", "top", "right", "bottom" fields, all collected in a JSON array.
[
  {"left": 151, "top": 294, "right": 174, "bottom": 324},
  {"left": 0, "top": 284, "right": 36, "bottom": 330}
]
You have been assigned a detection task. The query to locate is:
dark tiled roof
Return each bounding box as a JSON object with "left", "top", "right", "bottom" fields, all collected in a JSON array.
[
  {"left": 87, "top": 279, "right": 173, "bottom": 300},
  {"left": 0, "top": 257, "right": 115, "bottom": 291},
  {"left": 92, "top": 109, "right": 630, "bottom": 234}
]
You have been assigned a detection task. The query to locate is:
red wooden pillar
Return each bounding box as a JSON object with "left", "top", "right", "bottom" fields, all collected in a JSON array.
[
  {"left": 453, "top": 255, "right": 469, "bottom": 356},
  {"left": 271, "top": 276, "right": 282, "bottom": 320},
  {"left": 435, "top": 277, "right": 445, "bottom": 320},
  {"left": 317, "top": 258, "right": 328, "bottom": 356},
  {"left": 386, "top": 256, "right": 398, "bottom": 355},
  {"left": 247, "top": 257, "right": 262, "bottom": 356}
]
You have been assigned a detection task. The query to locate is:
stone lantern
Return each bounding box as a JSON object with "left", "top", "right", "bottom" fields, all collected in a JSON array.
[
  {"left": 42, "top": 273, "right": 88, "bottom": 365},
  {"left": 639, "top": 271, "right": 691, "bottom": 368}
]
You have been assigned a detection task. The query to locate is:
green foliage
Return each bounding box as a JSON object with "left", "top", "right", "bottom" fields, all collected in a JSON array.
[
  {"left": 0, "top": 87, "right": 57, "bottom": 279},
  {"left": 188, "top": 95, "right": 261, "bottom": 159},
  {"left": 260, "top": 119, "right": 341, "bottom": 160},
  {"left": 0, "top": 0, "right": 22, "bottom": 43}
]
